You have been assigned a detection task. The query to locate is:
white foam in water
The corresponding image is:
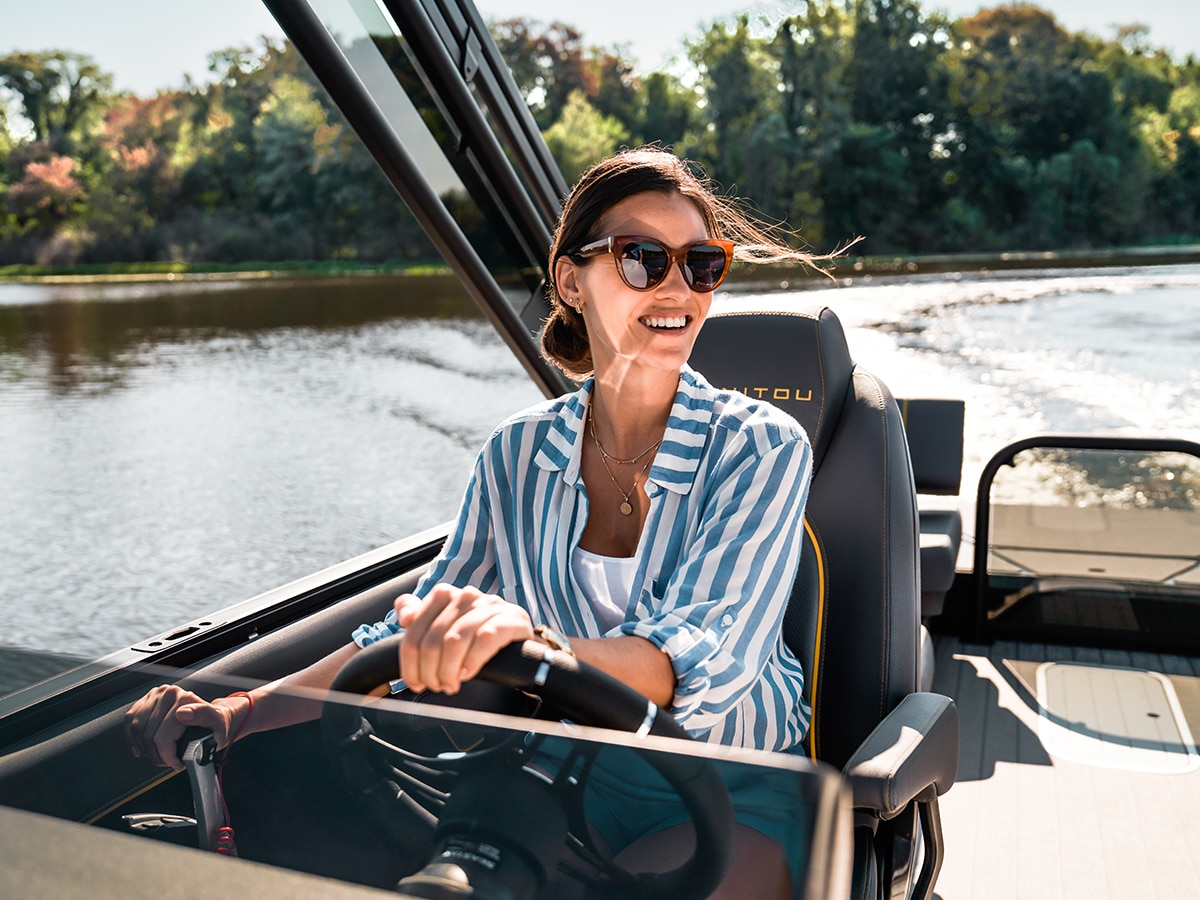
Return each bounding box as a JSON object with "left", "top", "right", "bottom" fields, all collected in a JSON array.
[{"left": 723, "top": 264, "right": 1200, "bottom": 496}]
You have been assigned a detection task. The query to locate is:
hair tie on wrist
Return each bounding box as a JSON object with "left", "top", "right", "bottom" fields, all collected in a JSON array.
[{"left": 224, "top": 691, "right": 254, "bottom": 748}]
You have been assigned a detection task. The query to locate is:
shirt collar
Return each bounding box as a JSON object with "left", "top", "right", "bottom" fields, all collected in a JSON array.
[{"left": 532, "top": 365, "right": 714, "bottom": 496}]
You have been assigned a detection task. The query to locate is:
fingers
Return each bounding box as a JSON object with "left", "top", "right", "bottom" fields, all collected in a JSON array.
[
  {"left": 124, "top": 685, "right": 230, "bottom": 771},
  {"left": 452, "top": 603, "right": 536, "bottom": 686},
  {"left": 125, "top": 684, "right": 190, "bottom": 769},
  {"left": 394, "top": 585, "right": 533, "bottom": 695}
]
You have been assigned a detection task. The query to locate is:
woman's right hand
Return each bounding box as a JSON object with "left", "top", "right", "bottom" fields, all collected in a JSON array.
[
  {"left": 124, "top": 685, "right": 249, "bottom": 771},
  {"left": 395, "top": 584, "right": 535, "bottom": 696}
]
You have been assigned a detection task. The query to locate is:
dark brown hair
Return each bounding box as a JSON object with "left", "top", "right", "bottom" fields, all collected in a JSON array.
[{"left": 540, "top": 146, "right": 822, "bottom": 379}]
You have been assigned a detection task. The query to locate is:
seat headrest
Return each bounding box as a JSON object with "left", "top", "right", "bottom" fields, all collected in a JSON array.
[
  {"left": 898, "top": 398, "right": 965, "bottom": 495},
  {"left": 689, "top": 301, "right": 855, "bottom": 470}
]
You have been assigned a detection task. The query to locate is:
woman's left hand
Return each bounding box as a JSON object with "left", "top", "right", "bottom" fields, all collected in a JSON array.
[{"left": 394, "top": 584, "right": 534, "bottom": 695}]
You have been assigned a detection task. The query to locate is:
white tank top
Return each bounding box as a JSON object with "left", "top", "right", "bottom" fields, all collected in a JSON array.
[{"left": 571, "top": 546, "right": 638, "bottom": 632}]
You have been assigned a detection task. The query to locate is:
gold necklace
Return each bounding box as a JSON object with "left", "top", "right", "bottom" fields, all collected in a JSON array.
[
  {"left": 588, "top": 411, "right": 661, "bottom": 516},
  {"left": 588, "top": 406, "right": 660, "bottom": 465}
]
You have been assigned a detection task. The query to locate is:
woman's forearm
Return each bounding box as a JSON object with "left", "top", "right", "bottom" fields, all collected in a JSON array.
[
  {"left": 231, "top": 642, "right": 362, "bottom": 738},
  {"left": 228, "top": 633, "right": 675, "bottom": 741},
  {"left": 572, "top": 635, "right": 676, "bottom": 709}
]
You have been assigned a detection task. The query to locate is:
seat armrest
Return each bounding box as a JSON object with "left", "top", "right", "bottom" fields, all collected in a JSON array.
[{"left": 842, "top": 692, "right": 959, "bottom": 820}]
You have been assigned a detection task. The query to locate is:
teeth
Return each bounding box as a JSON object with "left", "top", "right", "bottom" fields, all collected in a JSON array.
[{"left": 642, "top": 316, "right": 688, "bottom": 329}]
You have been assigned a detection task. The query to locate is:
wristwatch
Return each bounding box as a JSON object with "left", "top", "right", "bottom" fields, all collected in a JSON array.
[{"left": 533, "top": 624, "right": 575, "bottom": 656}]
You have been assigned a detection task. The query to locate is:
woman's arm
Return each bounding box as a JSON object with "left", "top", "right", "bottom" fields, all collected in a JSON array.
[
  {"left": 573, "top": 635, "right": 675, "bottom": 709},
  {"left": 621, "top": 434, "right": 812, "bottom": 733},
  {"left": 125, "top": 641, "right": 360, "bottom": 770}
]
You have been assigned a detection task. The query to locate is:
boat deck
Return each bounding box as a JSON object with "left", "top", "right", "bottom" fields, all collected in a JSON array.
[{"left": 931, "top": 634, "right": 1200, "bottom": 899}]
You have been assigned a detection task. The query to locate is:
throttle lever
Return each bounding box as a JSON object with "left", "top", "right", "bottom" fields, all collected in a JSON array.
[{"left": 178, "top": 726, "right": 223, "bottom": 851}]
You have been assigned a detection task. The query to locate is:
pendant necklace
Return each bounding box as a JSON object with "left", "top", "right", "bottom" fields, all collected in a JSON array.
[{"left": 588, "top": 408, "right": 661, "bottom": 516}]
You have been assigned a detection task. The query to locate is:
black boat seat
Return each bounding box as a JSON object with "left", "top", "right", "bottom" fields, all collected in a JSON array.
[{"left": 690, "top": 300, "right": 958, "bottom": 900}]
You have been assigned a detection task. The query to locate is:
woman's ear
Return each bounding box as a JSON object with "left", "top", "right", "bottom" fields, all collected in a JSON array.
[{"left": 555, "top": 256, "right": 582, "bottom": 308}]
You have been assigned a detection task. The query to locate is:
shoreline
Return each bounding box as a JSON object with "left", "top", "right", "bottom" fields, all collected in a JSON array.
[
  {"left": 731, "top": 242, "right": 1200, "bottom": 289},
  {"left": 4, "top": 244, "right": 1200, "bottom": 287}
]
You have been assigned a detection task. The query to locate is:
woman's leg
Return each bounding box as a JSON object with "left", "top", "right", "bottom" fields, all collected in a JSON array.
[{"left": 614, "top": 822, "right": 791, "bottom": 899}]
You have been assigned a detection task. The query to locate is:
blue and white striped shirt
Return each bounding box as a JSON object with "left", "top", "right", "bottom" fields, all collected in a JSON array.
[{"left": 353, "top": 365, "right": 813, "bottom": 751}]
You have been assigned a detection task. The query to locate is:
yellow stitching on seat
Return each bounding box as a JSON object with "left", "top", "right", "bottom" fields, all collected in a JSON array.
[{"left": 805, "top": 518, "right": 828, "bottom": 760}]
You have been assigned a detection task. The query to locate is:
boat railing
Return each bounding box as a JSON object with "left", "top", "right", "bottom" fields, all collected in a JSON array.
[{"left": 971, "top": 435, "right": 1200, "bottom": 651}]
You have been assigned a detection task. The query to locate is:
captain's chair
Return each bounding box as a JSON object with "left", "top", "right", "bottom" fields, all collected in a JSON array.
[{"left": 690, "top": 300, "right": 959, "bottom": 900}]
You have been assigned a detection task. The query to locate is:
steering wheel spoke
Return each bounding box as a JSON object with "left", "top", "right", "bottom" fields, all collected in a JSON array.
[{"left": 322, "top": 635, "right": 735, "bottom": 899}]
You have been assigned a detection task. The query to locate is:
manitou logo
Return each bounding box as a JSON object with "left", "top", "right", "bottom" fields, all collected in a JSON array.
[{"left": 726, "top": 387, "right": 814, "bottom": 402}]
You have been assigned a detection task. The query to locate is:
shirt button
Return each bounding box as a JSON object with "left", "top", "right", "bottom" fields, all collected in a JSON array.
[{"left": 720, "top": 614, "right": 735, "bottom": 628}]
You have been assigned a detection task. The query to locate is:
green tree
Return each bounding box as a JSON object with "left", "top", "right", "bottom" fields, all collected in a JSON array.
[
  {"left": 1027, "top": 139, "right": 1131, "bottom": 245},
  {"left": 634, "top": 71, "right": 698, "bottom": 150},
  {"left": 938, "top": 5, "right": 1135, "bottom": 247},
  {"left": 687, "top": 16, "right": 788, "bottom": 205},
  {"left": 542, "top": 90, "right": 629, "bottom": 183},
  {"left": 586, "top": 49, "right": 641, "bottom": 135},
  {"left": 840, "top": 0, "right": 952, "bottom": 250},
  {"left": 771, "top": 1, "right": 855, "bottom": 244},
  {"left": 254, "top": 73, "right": 331, "bottom": 256},
  {"left": 0, "top": 51, "right": 112, "bottom": 152},
  {"left": 490, "top": 19, "right": 588, "bottom": 130}
]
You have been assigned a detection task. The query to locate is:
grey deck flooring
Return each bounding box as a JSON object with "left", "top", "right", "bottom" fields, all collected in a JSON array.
[{"left": 930, "top": 635, "right": 1200, "bottom": 900}]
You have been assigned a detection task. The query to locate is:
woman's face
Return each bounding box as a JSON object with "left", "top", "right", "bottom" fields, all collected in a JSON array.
[{"left": 556, "top": 190, "right": 714, "bottom": 381}]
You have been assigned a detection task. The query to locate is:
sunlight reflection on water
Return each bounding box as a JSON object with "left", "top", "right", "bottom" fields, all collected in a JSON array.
[{"left": 2, "top": 266, "right": 1198, "bottom": 665}]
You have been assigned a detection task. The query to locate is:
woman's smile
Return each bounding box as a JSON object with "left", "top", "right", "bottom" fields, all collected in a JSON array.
[{"left": 641, "top": 313, "right": 691, "bottom": 330}]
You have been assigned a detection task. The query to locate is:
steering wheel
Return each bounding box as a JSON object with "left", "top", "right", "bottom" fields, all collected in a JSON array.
[{"left": 322, "top": 634, "right": 735, "bottom": 899}]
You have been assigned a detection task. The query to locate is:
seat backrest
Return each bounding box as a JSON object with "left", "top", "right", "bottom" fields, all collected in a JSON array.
[{"left": 690, "top": 300, "right": 920, "bottom": 770}]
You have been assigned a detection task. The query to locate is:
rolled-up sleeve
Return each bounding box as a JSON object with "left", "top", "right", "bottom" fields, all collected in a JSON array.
[{"left": 619, "top": 432, "right": 811, "bottom": 734}]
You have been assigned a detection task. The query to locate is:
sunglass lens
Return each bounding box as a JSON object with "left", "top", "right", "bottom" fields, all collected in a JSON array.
[
  {"left": 618, "top": 242, "right": 669, "bottom": 289},
  {"left": 686, "top": 245, "right": 729, "bottom": 291}
]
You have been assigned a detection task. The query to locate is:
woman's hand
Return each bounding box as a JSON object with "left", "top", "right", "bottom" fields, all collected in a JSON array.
[
  {"left": 394, "top": 584, "right": 534, "bottom": 695},
  {"left": 124, "top": 685, "right": 250, "bottom": 770}
]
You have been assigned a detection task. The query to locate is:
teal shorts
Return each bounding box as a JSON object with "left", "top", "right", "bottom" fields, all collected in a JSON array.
[{"left": 535, "top": 740, "right": 811, "bottom": 882}]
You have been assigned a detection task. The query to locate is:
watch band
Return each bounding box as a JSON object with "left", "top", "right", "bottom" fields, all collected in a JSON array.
[{"left": 533, "top": 624, "right": 575, "bottom": 656}]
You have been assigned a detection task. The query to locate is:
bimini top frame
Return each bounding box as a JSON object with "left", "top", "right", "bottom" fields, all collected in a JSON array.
[{"left": 264, "top": 0, "right": 572, "bottom": 398}]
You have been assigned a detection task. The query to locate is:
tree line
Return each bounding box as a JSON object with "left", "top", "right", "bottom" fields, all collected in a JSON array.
[{"left": 2, "top": 1, "right": 1199, "bottom": 268}]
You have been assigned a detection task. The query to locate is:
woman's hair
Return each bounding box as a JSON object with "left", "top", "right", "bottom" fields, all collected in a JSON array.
[{"left": 540, "top": 145, "right": 824, "bottom": 379}]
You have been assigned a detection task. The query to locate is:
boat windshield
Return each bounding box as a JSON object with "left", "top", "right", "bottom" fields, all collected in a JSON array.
[{"left": 0, "top": 660, "right": 848, "bottom": 898}]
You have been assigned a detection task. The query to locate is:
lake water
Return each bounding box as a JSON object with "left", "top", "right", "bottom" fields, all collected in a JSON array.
[{"left": 2, "top": 265, "right": 1199, "bottom": 678}]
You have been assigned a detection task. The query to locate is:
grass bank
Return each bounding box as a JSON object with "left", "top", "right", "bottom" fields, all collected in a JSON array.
[{"left": 0, "top": 258, "right": 452, "bottom": 284}]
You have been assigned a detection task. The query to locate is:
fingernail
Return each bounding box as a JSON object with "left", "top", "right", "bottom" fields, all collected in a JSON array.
[{"left": 131, "top": 746, "right": 140, "bottom": 758}]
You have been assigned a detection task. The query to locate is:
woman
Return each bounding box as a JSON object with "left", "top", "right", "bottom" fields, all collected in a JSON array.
[{"left": 127, "top": 147, "right": 819, "bottom": 896}]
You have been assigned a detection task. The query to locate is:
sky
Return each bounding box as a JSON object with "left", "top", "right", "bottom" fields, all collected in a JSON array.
[{"left": 2, "top": 0, "right": 1197, "bottom": 98}]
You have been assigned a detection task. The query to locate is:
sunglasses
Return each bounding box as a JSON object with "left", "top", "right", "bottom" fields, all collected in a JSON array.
[{"left": 569, "top": 235, "right": 736, "bottom": 293}]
